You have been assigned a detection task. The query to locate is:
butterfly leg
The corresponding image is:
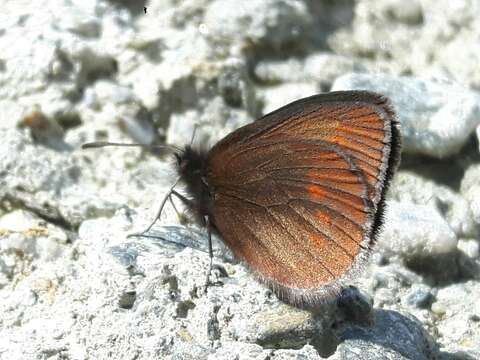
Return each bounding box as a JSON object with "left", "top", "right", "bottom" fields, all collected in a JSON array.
[
  {"left": 127, "top": 177, "right": 181, "bottom": 238},
  {"left": 204, "top": 215, "right": 214, "bottom": 293},
  {"left": 168, "top": 193, "right": 183, "bottom": 222},
  {"left": 171, "top": 190, "right": 195, "bottom": 208}
]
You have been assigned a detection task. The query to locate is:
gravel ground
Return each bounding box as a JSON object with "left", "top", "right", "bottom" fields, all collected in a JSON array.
[{"left": 1, "top": 1, "right": 479, "bottom": 359}]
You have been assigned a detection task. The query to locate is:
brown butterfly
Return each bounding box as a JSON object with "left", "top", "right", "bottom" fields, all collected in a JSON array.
[{"left": 84, "top": 90, "right": 401, "bottom": 308}]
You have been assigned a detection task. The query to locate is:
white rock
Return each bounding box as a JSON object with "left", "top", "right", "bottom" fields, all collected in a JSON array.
[
  {"left": 167, "top": 97, "right": 252, "bottom": 147},
  {"left": 259, "top": 83, "right": 318, "bottom": 114},
  {"left": 461, "top": 164, "right": 480, "bottom": 226},
  {"left": 380, "top": 201, "right": 457, "bottom": 259},
  {"left": 391, "top": 171, "right": 477, "bottom": 238},
  {"left": 254, "top": 53, "right": 367, "bottom": 88},
  {"left": 457, "top": 239, "right": 480, "bottom": 260},
  {"left": 204, "top": 0, "right": 311, "bottom": 51},
  {"left": 329, "top": 0, "right": 480, "bottom": 88},
  {"left": 435, "top": 282, "right": 480, "bottom": 357},
  {"left": 0, "top": 210, "right": 68, "bottom": 262}
]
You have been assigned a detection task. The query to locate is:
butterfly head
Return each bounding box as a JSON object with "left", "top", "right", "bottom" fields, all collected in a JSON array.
[
  {"left": 175, "top": 145, "right": 207, "bottom": 176},
  {"left": 174, "top": 145, "right": 213, "bottom": 220}
]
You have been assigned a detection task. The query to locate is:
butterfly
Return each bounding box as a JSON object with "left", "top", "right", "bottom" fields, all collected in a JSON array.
[{"left": 84, "top": 90, "right": 401, "bottom": 308}]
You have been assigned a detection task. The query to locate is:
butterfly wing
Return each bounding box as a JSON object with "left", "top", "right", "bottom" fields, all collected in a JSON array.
[
  {"left": 206, "top": 91, "right": 401, "bottom": 306},
  {"left": 210, "top": 91, "right": 401, "bottom": 206}
]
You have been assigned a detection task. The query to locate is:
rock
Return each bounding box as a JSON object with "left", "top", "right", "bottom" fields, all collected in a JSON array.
[
  {"left": 405, "top": 284, "right": 435, "bottom": 309},
  {"left": 331, "top": 310, "right": 439, "bottom": 360},
  {"left": 382, "top": 0, "right": 424, "bottom": 25},
  {"left": 269, "top": 345, "right": 322, "bottom": 360},
  {"left": 207, "top": 342, "right": 271, "bottom": 360},
  {"left": 337, "top": 286, "right": 374, "bottom": 327},
  {"left": 204, "top": 0, "right": 312, "bottom": 52},
  {"left": 434, "top": 282, "right": 480, "bottom": 358},
  {"left": 364, "top": 262, "right": 426, "bottom": 310},
  {"left": 379, "top": 200, "right": 457, "bottom": 260},
  {"left": 232, "top": 305, "right": 329, "bottom": 350},
  {"left": 17, "top": 106, "right": 68, "bottom": 151},
  {"left": 0, "top": 129, "right": 120, "bottom": 228},
  {"left": 390, "top": 171, "right": 477, "bottom": 238},
  {"left": 166, "top": 96, "right": 254, "bottom": 147},
  {"left": 87, "top": 80, "right": 135, "bottom": 106},
  {"left": 259, "top": 83, "right": 318, "bottom": 115},
  {"left": 0, "top": 210, "right": 68, "bottom": 261},
  {"left": 461, "top": 164, "right": 480, "bottom": 226},
  {"left": 254, "top": 53, "right": 367, "bottom": 89},
  {"left": 457, "top": 239, "right": 480, "bottom": 260},
  {"left": 332, "top": 73, "right": 480, "bottom": 158},
  {"left": 329, "top": 0, "right": 480, "bottom": 88}
]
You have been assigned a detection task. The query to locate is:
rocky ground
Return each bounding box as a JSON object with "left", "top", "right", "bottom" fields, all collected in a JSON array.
[{"left": 1, "top": 0, "right": 479, "bottom": 359}]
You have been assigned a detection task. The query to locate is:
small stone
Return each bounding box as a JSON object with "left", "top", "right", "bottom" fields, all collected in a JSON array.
[
  {"left": 237, "top": 305, "right": 327, "bottom": 349},
  {"left": 17, "top": 106, "right": 72, "bottom": 151},
  {"left": 118, "top": 291, "right": 136, "bottom": 310},
  {"left": 461, "top": 164, "right": 480, "bottom": 227},
  {"left": 431, "top": 302, "right": 446, "bottom": 316},
  {"left": 457, "top": 239, "right": 480, "bottom": 259},
  {"left": 337, "top": 286, "right": 374, "bottom": 326},
  {"left": 383, "top": 0, "right": 424, "bottom": 25},
  {"left": 405, "top": 285, "right": 434, "bottom": 309}
]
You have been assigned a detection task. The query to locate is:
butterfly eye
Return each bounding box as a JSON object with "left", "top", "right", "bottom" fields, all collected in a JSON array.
[
  {"left": 179, "top": 159, "right": 189, "bottom": 170},
  {"left": 173, "top": 152, "right": 182, "bottom": 164}
]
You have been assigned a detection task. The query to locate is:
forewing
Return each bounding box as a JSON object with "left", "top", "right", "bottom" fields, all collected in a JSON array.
[
  {"left": 209, "top": 91, "right": 401, "bottom": 207},
  {"left": 209, "top": 141, "right": 373, "bottom": 306}
]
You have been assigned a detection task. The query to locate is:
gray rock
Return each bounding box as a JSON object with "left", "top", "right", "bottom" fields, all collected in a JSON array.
[
  {"left": 332, "top": 73, "right": 480, "bottom": 158},
  {"left": 167, "top": 96, "right": 255, "bottom": 148},
  {"left": 254, "top": 53, "right": 367, "bottom": 89},
  {"left": 390, "top": 171, "right": 477, "bottom": 238},
  {"left": 461, "top": 164, "right": 480, "bottom": 226},
  {"left": 434, "top": 282, "right": 480, "bottom": 358},
  {"left": 270, "top": 345, "right": 322, "bottom": 360},
  {"left": 0, "top": 1, "right": 127, "bottom": 131},
  {"left": 204, "top": 0, "right": 312, "bottom": 52},
  {"left": 331, "top": 310, "right": 438, "bottom": 360},
  {"left": 364, "top": 262, "right": 426, "bottom": 309},
  {"left": 405, "top": 285, "right": 435, "bottom": 309},
  {"left": 457, "top": 239, "right": 480, "bottom": 261},
  {"left": 232, "top": 305, "right": 330, "bottom": 350},
  {"left": 329, "top": 0, "right": 480, "bottom": 88},
  {"left": 208, "top": 342, "right": 272, "bottom": 360},
  {"left": 0, "top": 130, "right": 106, "bottom": 228},
  {"left": 379, "top": 200, "right": 457, "bottom": 260},
  {"left": 381, "top": 0, "right": 424, "bottom": 25}
]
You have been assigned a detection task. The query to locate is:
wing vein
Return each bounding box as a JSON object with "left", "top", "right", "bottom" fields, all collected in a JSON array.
[
  {"left": 266, "top": 208, "right": 338, "bottom": 276},
  {"left": 273, "top": 177, "right": 368, "bottom": 211},
  {"left": 285, "top": 203, "right": 358, "bottom": 259},
  {"left": 285, "top": 198, "right": 367, "bottom": 232}
]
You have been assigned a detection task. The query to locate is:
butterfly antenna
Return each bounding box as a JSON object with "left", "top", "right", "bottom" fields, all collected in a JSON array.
[
  {"left": 81, "top": 141, "right": 182, "bottom": 153},
  {"left": 189, "top": 124, "right": 198, "bottom": 146}
]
